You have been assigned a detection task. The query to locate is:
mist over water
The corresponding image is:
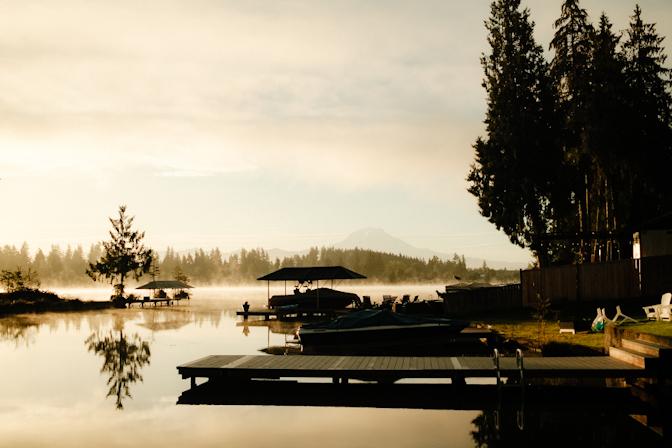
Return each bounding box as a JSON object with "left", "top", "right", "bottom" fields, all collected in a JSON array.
[
  {"left": 0, "top": 285, "right": 478, "bottom": 448},
  {"left": 50, "top": 284, "right": 448, "bottom": 306}
]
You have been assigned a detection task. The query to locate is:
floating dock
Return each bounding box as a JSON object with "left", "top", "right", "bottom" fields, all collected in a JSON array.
[
  {"left": 236, "top": 308, "right": 349, "bottom": 320},
  {"left": 127, "top": 297, "right": 189, "bottom": 308},
  {"left": 177, "top": 354, "right": 647, "bottom": 388}
]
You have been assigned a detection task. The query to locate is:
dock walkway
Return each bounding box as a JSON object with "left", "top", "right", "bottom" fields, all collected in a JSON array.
[
  {"left": 236, "top": 308, "right": 348, "bottom": 320},
  {"left": 178, "top": 354, "right": 646, "bottom": 387},
  {"left": 127, "top": 297, "right": 189, "bottom": 307}
]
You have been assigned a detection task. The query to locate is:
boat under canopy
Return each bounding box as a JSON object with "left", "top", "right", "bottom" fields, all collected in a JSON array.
[
  {"left": 258, "top": 266, "right": 366, "bottom": 310},
  {"left": 269, "top": 287, "right": 359, "bottom": 309}
]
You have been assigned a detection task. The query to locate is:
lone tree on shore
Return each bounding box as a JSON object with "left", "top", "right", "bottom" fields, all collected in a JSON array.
[{"left": 87, "top": 205, "right": 153, "bottom": 303}]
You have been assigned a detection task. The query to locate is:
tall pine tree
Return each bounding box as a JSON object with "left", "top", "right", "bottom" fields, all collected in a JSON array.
[
  {"left": 584, "top": 13, "right": 629, "bottom": 261},
  {"left": 621, "top": 5, "right": 672, "bottom": 226},
  {"left": 550, "top": 0, "right": 595, "bottom": 262},
  {"left": 468, "top": 0, "right": 559, "bottom": 266}
]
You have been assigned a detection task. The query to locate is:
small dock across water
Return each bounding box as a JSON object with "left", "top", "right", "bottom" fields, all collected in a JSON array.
[
  {"left": 127, "top": 297, "right": 189, "bottom": 308},
  {"left": 178, "top": 354, "right": 647, "bottom": 387}
]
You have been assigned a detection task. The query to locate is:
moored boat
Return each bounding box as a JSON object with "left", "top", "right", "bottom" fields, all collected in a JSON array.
[
  {"left": 298, "top": 309, "right": 470, "bottom": 349},
  {"left": 269, "top": 287, "right": 359, "bottom": 309}
]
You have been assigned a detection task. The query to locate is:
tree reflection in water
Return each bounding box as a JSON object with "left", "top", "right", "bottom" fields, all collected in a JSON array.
[
  {"left": 86, "top": 327, "right": 151, "bottom": 409},
  {"left": 0, "top": 316, "right": 39, "bottom": 347}
]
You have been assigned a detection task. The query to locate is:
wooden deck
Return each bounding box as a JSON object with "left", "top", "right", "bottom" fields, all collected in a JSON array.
[
  {"left": 127, "top": 297, "right": 189, "bottom": 307},
  {"left": 236, "top": 308, "right": 349, "bottom": 320},
  {"left": 178, "top": 354, "right": 647, "bottom": 387}
]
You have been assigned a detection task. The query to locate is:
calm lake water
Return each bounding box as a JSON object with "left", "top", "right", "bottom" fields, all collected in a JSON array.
[
  {"left": 0, "top": 285, "right": 656, "bottom": 447},
  {"left": 0, "top": 285, "right": 481, "bottom": 448}
]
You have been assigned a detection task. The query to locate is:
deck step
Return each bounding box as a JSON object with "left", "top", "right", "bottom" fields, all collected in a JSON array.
[
  {"left": 609, "top": 346, "right": 654, "bottom": 369},
  {"left": 630, "top": 331, "right": 672, "bottom": 348},
  {"left": 629, "top": 414, "right": 664, "bottom": 437},
  {"left": 621, "top": 338, "right": 664, "bottom": 357}
]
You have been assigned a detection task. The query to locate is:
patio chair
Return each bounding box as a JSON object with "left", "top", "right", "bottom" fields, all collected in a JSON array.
[
  {"left": 642, "top": 292, "right": 671, "bottom": 322},
  {"left": 591, "top": 308, "right": 610, "bottom": 331},
  {"left": 611, "top": 306, "right": 638, "bottom": 325}
]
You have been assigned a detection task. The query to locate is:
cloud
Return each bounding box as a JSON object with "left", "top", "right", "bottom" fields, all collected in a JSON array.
[{"left": 0, "top": 0, "right": 489, "bottom": 189}]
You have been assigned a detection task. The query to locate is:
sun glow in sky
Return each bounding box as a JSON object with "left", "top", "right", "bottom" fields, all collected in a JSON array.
[{"left": 1, "top": 0, "right": 670, "bottom": 263}]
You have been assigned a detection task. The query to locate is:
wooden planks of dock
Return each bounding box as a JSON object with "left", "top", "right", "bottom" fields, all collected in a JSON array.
[
  {"left": 236, "top": 308, "right": 349, "bottom": 320},
  {"left": 177, "top": 354, "right": 647, "bottom": 387},
  {"left": 127, "top": 297, "right": 189, "bottom": 307}
]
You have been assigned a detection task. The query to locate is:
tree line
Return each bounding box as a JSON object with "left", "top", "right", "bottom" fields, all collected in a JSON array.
[
  {"left": 0, "top": 243, "right": 518, "bottom": 286},
  {"left": 469, "top": 0, "right": 672, "bottom": 267}
]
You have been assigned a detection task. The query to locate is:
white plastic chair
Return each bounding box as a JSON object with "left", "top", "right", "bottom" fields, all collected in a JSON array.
[
  {"left": 642, "top": 292, "right": 671, "bottom": 322},
  {"left": 611, "top": 306, "right": 638, "bottom": 325}
]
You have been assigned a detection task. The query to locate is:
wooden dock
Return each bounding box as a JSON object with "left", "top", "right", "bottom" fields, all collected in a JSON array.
[
  {"left": 236, "top": 308, "right": 349, "bottom": 320},
  {"left": 177, "top": 354, "right": 647, "bottom": 387},
  {"left": 127, "top": 297, "right": 189, "bottom": 308}
]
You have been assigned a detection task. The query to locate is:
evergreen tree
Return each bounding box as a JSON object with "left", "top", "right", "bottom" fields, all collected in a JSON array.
[
  {"left": 549, "top": 0, "right": 596, "bottom": 262},
  {"left": 584, "top": 13, "right": 630, "bottom": 261},
  {"left": 468, "top": 0, "right": 559, "bottom": 266},
  {"left": 46, "top": 245, "right": 64, "bottom": 283},
  {"left": 621, "top": 5, "right": 672, "bottom": 225},
  {"left": 33, "top": 249, "right": 47, "bottom": 280},
  {"left": 86, "top": 205, "right": 153, "bottom": 300}
]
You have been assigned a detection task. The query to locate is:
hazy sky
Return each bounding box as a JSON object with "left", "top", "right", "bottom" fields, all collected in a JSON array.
[{"left": 1, "top": 0, "right": 670, "bottom": 263}]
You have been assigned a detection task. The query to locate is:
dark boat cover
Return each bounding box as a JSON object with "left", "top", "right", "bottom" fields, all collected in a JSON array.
[
  {"left": 136, "top": 280, "right": 193, "bottom": 289},
  {"left": 268, "top": 287, "right": 358, "bottom": 309},
  {"left": 258, "top": 266, "right": 366, "bottom": 282},
  {"left": 301, "top": 309, "right": 469, "bottom": 331}
]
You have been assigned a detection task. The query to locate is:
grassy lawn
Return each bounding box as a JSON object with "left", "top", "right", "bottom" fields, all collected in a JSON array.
[
  {"left": 469, "top": 309, "right": 606, "bottom": 352},
  {"left": 494, "top": 321, "right": 605, "bottom": 351},
  {"left": 625, "top": 321, "right": 672, "bottom": 338},
  {"left": 464, "top": 302, "right": 672, "bottom": 354}
]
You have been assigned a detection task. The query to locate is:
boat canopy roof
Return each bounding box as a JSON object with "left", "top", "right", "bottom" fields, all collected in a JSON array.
[
  {"left": 135, "top": 280, "right": 193, "bottom": 290},
  {"left": 257, "top": 266, "right": 366, "bottom": 282}
]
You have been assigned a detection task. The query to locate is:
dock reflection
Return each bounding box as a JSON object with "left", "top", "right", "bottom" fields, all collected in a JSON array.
[
  {"left": 179, "top": 380, "right": 664, "bottom": 445},
  {"left": 177, "top": 380, "right": 646, "bottom": 412}
]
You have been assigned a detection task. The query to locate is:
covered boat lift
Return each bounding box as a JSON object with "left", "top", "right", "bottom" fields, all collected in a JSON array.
[{"left": 257, "top": 266, "right": 366, "bottom": 310}]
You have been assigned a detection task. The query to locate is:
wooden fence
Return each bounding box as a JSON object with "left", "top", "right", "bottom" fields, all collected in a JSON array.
[
  {"left": 521, "top": 255, "right": 672, "bottom": 306},
  {"left": 640, "top": 255, "right": 672, "bottom": 298},
  {"left": 441, "top": 284, "right": 521, "bottom": 315}
]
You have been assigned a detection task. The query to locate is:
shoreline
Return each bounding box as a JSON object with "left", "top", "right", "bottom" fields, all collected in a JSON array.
[
  {"left": 0, "top": 289, "right": 115, "bottom": 316},
  {"left": 0, "top": 299, "right": 114, "bottom": 316}
]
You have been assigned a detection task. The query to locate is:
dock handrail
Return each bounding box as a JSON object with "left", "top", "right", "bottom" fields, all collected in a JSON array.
[
  {"left": 492, "top": 348, "right": 501, "bottom": 388},
  {"left": 515, "top": 348, "right": 525, "bottom": 430},
  {"left": 516, "top": 348, "right": 524, "bottom": 383}
]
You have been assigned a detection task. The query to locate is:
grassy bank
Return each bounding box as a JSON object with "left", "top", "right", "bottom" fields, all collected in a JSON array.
[
  {"left": 470, "top": 301, "right": 672, "bottom": 354},
  {"left": 624, "top": 321, "right": 672, "bottom": 338},
  {"left": 0, "top": 289, "right": 113, "bottom": 315},
  {"left": 468, "top": 308, "right": 606, "bottom": 354}
]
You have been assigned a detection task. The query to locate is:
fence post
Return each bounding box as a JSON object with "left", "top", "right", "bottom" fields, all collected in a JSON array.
[{"left": 576, "top": 263, "right": 581, "bottom": 304}]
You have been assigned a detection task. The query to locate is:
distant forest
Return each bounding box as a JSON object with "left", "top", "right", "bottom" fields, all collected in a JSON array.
[{"left": 0, "top": 243, "right": 519, "bottom": 286}]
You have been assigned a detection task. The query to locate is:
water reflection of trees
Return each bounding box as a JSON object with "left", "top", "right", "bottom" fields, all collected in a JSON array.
[
  {"left": 86, "top": 328, "right": 151, "bottom": 410},
  {"left": 0, "top": 316, "right": 39, "bottom": 346}
]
